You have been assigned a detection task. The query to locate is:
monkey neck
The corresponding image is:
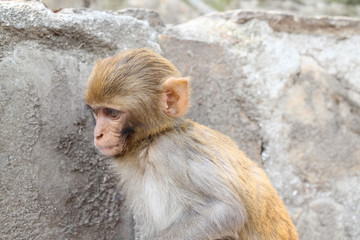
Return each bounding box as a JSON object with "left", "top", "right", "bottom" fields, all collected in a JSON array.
[
  {"left": 149, "top": 117, "right": 186, "bottom": 137},
  {"left": 120, "top": 117, "right": 187, "bottom": 158}
]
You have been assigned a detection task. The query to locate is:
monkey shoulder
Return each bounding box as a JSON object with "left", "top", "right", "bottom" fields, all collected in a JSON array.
[
  {"left": 148, "top": 120, "right": 262, "bottom": 184},
  {"left": 178, "top": 120, "right": 253, "bottom": 165},
  {"left": 148, "top": 120, "right": 258, "bottom": 169},
  {"left": 170, "top": 120, "right": 279, "bottom": 194}
]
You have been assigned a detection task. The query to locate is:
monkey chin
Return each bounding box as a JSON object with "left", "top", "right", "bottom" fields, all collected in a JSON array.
[{"left": 96, "top": 145, "right": 123, "bottom": 157}]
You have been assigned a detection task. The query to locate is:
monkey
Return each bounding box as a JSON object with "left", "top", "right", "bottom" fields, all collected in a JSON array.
[{"left": 84, "top": 48, "right": 299, "bottom": 240}]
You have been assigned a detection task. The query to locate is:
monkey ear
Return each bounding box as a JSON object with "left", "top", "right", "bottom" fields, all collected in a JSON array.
[{"left": 161, "top": 77, "right": 189, "bottom": 118}]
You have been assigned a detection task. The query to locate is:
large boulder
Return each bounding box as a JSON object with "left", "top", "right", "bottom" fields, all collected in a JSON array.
[{"left": 1, "top": 1, "right": 359, "bottom": 239}]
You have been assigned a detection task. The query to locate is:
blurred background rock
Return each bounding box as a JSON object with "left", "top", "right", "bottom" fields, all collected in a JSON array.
[{"left": 43, "top": 0, "right": 360, "bottom": 24}]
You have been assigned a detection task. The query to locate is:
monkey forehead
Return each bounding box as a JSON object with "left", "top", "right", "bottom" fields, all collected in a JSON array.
[
  {"left": 85, "top": 67, "right": 165, "bottom": 103},
  {"left": 85, "top": 81, "right": 160, "bottom": 108},
  {"left": 86, "top": 103, "right": 123, "bottom": 111}
]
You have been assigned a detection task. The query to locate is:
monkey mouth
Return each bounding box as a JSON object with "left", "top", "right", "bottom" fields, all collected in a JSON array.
[
  {"left": 97, "top": 145, "right": 123, "bottom": 157},
  {"left": 98, "top": 145, "right": 118, "bottom": 150}
]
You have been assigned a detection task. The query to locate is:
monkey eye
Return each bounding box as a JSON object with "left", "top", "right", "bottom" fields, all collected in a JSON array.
[
  {"left": 91, "top": 108, "right": 99, "bottom": 119},
  {"left": 103, "top": 108, "right": 121, "bottom": 119}
]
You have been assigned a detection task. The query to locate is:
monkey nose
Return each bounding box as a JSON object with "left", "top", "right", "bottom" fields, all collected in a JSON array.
[{"left": 96, "top": 133, "right": 103, "bottom": 140}]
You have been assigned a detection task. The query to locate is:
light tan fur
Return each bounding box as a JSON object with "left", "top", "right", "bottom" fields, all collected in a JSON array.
[{"left": 84, "top": 48, "right": 299, "bottom": 240}]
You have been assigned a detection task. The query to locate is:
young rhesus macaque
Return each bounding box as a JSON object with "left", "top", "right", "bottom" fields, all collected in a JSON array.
[{"left": 84, "top": 48, "right": 298, "bottom": 240}]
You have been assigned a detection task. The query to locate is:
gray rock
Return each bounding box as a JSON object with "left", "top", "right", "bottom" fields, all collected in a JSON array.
[{"left": 1, "top": 1, "right": 359, "bottom": 239}]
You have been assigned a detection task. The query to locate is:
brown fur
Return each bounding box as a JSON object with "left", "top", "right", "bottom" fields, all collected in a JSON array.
[{"left": 84, "top": 48, "right": 299, "bottom": 240}]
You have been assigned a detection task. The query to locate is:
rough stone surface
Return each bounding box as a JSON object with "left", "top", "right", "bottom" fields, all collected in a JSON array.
[
  {"left": 42, "top": 0, "right": 360, "bottom": 25},
  {"left": 1, "top": 1, "right": 360, "bottom": 240}
]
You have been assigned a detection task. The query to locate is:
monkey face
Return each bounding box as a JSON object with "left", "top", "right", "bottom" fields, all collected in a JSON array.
[{"left": 90, "top": 105, "right": 131, "bottom": 157}]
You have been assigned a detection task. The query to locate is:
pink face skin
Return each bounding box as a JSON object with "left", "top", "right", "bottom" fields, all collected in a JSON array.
[{"left": 91, "top": 106, "right": 127, "bottom": 157}]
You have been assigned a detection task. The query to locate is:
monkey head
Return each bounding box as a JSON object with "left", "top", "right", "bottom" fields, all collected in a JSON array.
[{"left": 84, "top": 48, "right": 189, "bottom": 157}]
